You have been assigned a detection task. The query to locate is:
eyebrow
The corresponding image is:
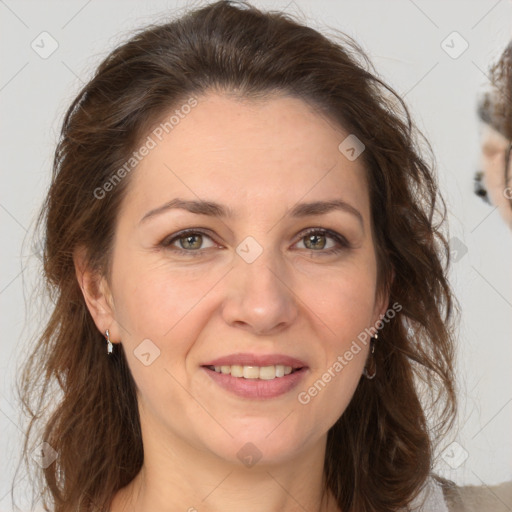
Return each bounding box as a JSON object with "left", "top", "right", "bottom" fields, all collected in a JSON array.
[
  {"left": 139, "top": 198, "right": 364, "bottom": 228},
  {"left": 290, "top": 199, "right": 363, "bottom": 227},
  {"left": 140, "top": 198, "right": 234, "bottom": 224}
]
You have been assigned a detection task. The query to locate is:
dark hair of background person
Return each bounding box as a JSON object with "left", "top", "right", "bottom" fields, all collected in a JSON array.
[
  {"left": 16, "top": 1, "right": 457, "bottom": 511},
  {"left": 477, "top": 42, "right": 512, "bottom": 140}
]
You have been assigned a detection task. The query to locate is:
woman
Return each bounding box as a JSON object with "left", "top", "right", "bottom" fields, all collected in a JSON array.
[{"left": 17, "top": 1, "right": 499, "bottom": 511}]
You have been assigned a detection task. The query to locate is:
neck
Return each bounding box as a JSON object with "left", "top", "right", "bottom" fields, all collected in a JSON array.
[{"left": 110, "top": 416, "right": 338, "bottom": 512}]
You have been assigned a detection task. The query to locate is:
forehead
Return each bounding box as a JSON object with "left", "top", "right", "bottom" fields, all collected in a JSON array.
[{"left": 122, "top": 92, "right": 371, "bottom": 223}]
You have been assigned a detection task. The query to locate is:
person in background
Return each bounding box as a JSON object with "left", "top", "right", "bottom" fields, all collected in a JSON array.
[{"left": 475, "top": 42, "right": 512, "bottom": 229}]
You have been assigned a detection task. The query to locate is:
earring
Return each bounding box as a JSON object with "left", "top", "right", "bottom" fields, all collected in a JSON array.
[
  {"left": 363, "top": 333, "right": 378, "bottom": 380},
  {"left": 105, "top": 329, "right": 113, "bottom": 355}
]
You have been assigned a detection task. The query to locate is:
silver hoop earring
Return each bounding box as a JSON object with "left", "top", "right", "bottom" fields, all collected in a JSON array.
[
  {"left": 363, "top": 333, "right": 378, "bottom": 380},
  {"left": 105, "top": 329, "right": 113, "bottom": 355}
]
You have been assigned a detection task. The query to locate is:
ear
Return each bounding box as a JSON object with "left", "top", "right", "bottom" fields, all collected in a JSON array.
[{"left": 73, "top": 246, "right": 121, "bottom": 344}]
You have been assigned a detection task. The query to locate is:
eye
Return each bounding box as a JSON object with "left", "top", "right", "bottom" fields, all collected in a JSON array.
[
  {"left": 161, "top": 229, "right": 217, "bottom": 253},
  {"left": 294, "top": 228, "right": 350, "bottom": 254}
]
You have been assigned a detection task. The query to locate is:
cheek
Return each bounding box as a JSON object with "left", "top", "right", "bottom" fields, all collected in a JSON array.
[
  {"left": 109, "top": 257, "right": 231, "bottom": 403},
  {"left": 111, "top": 254, "right": 226, "bottom": 340},
  {"left": 483, "top": 153, "right": 506, "bottom": 190},
  {"left": 483, "top": 159, "right": 497, "bottom": 182},
  {"left": 293, "top": 259, "right": 379, "bottom": 409},
  {"left": 484, "top": 157, "right": 510, "bottom": 215},
  {"left": 304, "top": 255, "right": 379, "bottom": 340},
  {"left": 110, "top": 263, "right": 223, "bottom": 415}
]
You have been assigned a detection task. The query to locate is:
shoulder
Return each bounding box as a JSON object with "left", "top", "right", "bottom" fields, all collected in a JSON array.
[{"left": 433, "top": 474, "right": 512, "bottom": 512}]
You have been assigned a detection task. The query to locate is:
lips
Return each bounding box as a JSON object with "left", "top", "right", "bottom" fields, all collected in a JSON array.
[{"left": 201, "top": 353, "right": 308, "bottom": 399}]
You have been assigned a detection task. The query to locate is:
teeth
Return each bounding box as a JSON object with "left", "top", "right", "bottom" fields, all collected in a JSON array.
[
  {"left": 243, "top": 366, "right": 260, "bottom": 379},
  {"left": 259, "top": 366, "right": 276, "bottom": 380},
  {"left": 210, "top": 364, "right": 295, "bottom": 379},
  {"left": 230, "top": 365, "right": 244, "bottom": 377}
]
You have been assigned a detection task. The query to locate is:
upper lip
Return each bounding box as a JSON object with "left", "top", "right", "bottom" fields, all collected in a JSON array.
[{"left": 202, "top": 353, "right": 307, "bottom": 369}]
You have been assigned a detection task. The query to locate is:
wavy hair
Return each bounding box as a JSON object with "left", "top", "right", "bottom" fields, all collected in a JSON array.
[
  {"left": 17, "top": 1, "right": 457, "bottom": 511},
  {"left": 477, "top": 41, "right": 512, "bottom": 140}
]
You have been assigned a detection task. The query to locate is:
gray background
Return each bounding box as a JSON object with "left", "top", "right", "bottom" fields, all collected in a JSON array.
[{"left": 1, "top": 0, "right": 511, "bottom": 509}]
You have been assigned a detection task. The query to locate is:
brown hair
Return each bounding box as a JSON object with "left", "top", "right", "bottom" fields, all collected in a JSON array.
[
  {"left": 477, "top": 41, "right": 512, "bottom": 140},
  {"left": 17, "top": 1, "right": 457, "bottom": 511}
]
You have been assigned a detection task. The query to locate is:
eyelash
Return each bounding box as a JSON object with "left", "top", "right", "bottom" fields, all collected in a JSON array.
[{"left": 160, "top": 227, "right": 350, "bottom": 257}]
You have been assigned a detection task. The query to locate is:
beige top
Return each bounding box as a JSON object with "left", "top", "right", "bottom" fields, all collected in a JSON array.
[
  {"left": 439, "top": 476, "right": 512, "bottom": 512},
  {"left": 407, "top": 474, "right": 512, "bottom": 511}
]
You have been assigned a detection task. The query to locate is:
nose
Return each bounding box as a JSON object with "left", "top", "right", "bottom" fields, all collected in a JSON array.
[{"left": 221, "top": 247, "right": 299, "bottom": 335}]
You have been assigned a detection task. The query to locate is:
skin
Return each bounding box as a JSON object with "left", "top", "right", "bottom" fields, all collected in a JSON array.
[
  {"left": 75, "top": 92, "right": 389, "bottom": 512},
  {"left": 479, "top": 122, "right": 512, "bottom": 229}
]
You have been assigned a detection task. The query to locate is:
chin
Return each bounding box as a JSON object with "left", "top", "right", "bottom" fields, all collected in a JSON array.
[{"left": 202, "top": 423, "right": 313, "bottom": 468}]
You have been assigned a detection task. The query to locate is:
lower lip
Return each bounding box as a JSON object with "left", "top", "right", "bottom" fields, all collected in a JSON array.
[{"left": 202, "top": 367, "right": 308, "bottom": 399}]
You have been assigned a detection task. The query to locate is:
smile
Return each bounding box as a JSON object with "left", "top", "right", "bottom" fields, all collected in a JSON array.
[{"left": 202, "top": 365, "right": 308, "bottom": 399}]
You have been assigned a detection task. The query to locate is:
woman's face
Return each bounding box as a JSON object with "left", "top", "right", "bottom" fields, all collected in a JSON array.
[
  {"left": 479, "top": 122, "right": 512, "bottom": 229},
  {"left": 94, "top": 92, "right": 388, "bottom": 466}
]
